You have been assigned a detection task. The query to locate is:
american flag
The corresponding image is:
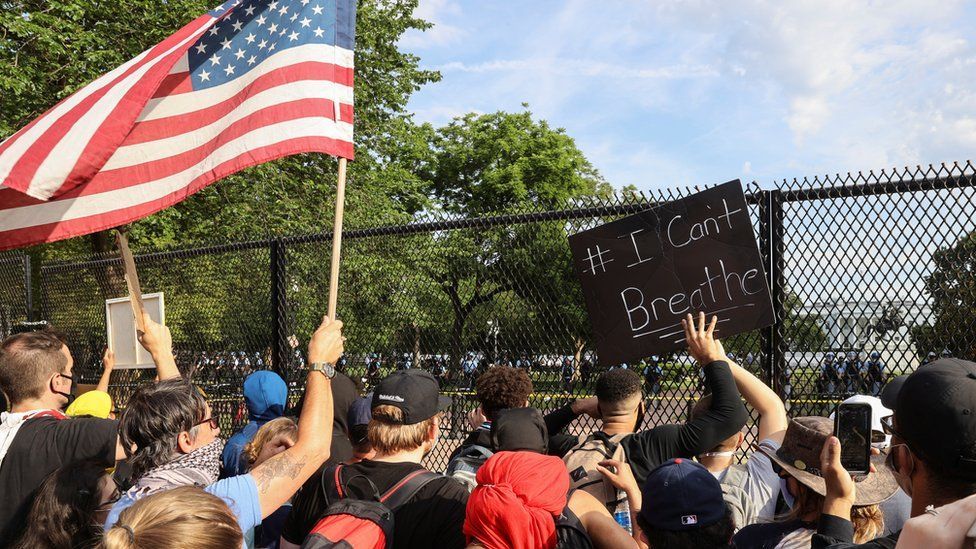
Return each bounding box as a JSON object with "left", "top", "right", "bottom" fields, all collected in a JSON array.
[{"left": 0, "top": 0, "right": 355, "bottom": 250}]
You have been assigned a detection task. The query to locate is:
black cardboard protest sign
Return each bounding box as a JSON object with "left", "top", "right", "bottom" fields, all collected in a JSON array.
[{"left": 568, "top": 180, "right": 774, "bottom": 365}]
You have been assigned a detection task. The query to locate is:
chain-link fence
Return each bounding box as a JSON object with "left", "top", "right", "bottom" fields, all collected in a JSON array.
[{"left": 2, "top": 162, "right": 975, "bottom": 471}]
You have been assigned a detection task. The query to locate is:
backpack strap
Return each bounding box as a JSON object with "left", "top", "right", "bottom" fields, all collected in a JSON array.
[{"left": 379, "top": 470, "right": 442, "bottom": 512}]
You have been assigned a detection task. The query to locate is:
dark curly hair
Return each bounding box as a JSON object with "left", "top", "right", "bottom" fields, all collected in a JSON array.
[
  {"left": 13, "top": 460, "right": 108, "bottom": 549},
  {"left": 476, "top": 366, "right": 533, "bottom": 421},
  {"left": 595, "top": 368, "right": 642, "bottom": 404}
]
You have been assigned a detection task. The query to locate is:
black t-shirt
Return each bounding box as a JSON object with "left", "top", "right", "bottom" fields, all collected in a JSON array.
[
  {"left": 732, "top": 519, "right": 815, "bottom": 549},
  {"left": 0, "top": 415, "right": 117, "bottom": 545},
  {"left": 282, "top": 459, "right": 469, "bottom": 549},
  {"left": 618, "top": 361, "right": 748, "bottom": 484}
]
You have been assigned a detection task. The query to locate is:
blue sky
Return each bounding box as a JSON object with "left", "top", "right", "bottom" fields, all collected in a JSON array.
[{"left": 399, "top": 0, "right": 976, "bottom": 192}]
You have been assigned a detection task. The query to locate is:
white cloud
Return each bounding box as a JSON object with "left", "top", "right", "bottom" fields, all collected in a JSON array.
[
  {"left": 399, "top": 0, "right": 464, "bottom": 49},
  {"left": 436, "top": 59, "right": 717, "bottom": 80}
]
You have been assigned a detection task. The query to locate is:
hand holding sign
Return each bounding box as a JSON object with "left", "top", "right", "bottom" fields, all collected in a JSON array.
[
  {"left": 569, "top": 181, "right": 774, "bottom": 364},
  {"left": 136, "top": 312, "right": 179, "bottom": 380}
]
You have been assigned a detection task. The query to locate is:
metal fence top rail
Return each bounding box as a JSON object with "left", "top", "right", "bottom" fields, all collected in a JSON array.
[{"left": 38, "top": 161, "right": 975, "bottom": 273}]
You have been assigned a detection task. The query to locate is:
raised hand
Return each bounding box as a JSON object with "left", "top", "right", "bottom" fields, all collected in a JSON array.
[{"left": 681, "top": 312, "right": 724, "bottom": 365}]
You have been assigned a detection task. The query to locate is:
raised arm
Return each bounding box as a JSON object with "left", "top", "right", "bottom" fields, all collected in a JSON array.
[
  {"left": 96, "top": 347, "right": 115, "bottom": 393},
  {"left": 136, "top": 312, "right": 180, "bottom": 381},
  {"left": 251, "top": 316, "right": 342, "bottom": 519},
  {"left": 723, "top": 350, "right": 787, "bottom": 444},
  {"left": 671, "top": 313, "right": 749, "bottom": 454}
]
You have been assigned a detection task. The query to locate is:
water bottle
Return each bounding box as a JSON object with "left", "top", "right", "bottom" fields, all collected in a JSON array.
[{"left": 613, "top": 491, "right": 632, "bottom": 534}]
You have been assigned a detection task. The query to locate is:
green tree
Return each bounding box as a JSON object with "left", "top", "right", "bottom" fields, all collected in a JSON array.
[
  {"left": 391, "top": 109, "right": 609, "bottom": 366},
  {"left": 1, "top": 0, "right": 440, "bottom": 259},
  {"left": 913, "top": 232, "right": 976, "bottom": 359}
]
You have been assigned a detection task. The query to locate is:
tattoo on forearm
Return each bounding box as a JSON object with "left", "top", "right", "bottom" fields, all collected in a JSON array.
[{"left": 253, "top": 452, "right": 306, "bottom": 494}]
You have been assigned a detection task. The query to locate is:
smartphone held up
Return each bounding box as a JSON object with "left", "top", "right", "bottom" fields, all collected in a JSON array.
[{"left": 834, "top": 402, "right": 873, "bottom": 475}]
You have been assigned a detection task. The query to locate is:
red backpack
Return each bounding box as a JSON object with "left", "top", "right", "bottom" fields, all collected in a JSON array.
[{"left": 302, "top": 464, "right": 441, "bottom": 549}]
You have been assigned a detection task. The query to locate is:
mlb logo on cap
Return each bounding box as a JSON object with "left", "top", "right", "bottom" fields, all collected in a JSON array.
[{"left": 639, "top": 458, "right": 726, "bottom": 531}]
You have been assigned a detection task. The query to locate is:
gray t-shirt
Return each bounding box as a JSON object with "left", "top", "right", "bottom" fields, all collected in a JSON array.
[
  {"left": 880, "top": 487, "right": 911, "bottom": 535},
  {"left": 714, "top": 438, "right": 782, "bottom": 529}
]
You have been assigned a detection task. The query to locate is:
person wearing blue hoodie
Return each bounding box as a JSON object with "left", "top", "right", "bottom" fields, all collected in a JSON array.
[{"left": 221, "top": 370, "right": 288, "bottom": 477}]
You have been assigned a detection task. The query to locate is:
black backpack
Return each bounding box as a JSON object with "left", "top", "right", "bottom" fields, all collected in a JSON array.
[
  {"left": 555, "top": 490, "right": 594, "bottom": 549},
  {"left": 302, "top": 464, "right": 440, "bottom": 549}
]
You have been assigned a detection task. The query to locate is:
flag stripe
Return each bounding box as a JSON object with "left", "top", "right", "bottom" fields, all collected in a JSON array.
[
  {"left": 0, "top": 48, "right": 152, "bottom": 161},
  {"left": 140, "top": 43, "right": 354, "bottom": 119},
  {"left": 130, "top": 62, "right": 353, "bottom": 144},
  {"left": 0, "top": 136, "right": 353, "bottom": 251},
  {"left": 107, "top": 84, "right": 353, "bottom": 171},
  {"left": 25, "top": 24, "right": 212, "bottom": 199},
  {"left": 101, "top": 100, "right": 352, "bottom": 185},
  {"left": 0, "top": 117, "right": 349, "bottom": 233}
]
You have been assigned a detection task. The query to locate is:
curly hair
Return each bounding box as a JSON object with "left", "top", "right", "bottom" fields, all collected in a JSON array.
[
  {"left": 595, "top": 368, "right": 642, "bottom": 404},
  {"left": 475, "top": 366, "right": 533, "bottom": 421}
]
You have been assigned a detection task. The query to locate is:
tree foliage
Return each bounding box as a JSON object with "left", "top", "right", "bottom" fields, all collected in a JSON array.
[{"left": 913, "top": 231, "right": 976, "bottom": 358}]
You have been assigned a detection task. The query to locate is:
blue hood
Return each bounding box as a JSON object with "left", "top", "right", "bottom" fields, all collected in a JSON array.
[{"left": 243, "top": 370, "right": 287, "bottom": 423}]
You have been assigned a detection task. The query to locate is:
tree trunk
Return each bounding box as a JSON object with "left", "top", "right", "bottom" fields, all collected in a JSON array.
[
  {"left": 89, "top": 231, "right": 126, "bottom": 299},
  {"left": 412, "top": 322, "right": 421, "bottom": 370},
  {"left": 572, "top": 337, "right": 585, "bottom": 381}
]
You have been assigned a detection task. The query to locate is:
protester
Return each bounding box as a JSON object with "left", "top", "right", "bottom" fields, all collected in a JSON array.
[
  {"left": 221, "top": 370, "right": 289, "bottom": 477},
  {"left": 242, "top": 417, "right": 298, "bottom": 549},
  {"left": 66, "top": 346, "right": 117, "bottom": 419},
  {"left": 732, "top": 417, "right": 896, "bottom": 548},
  {"left": 0, "top": 318, "right": 176, "bottom": 544},
  {"left": 812, "top": 358, "right": 976, "bottom": 548},
  {"left": 634, "top": 457, "right": 736, "bottom": 549},
  {"left": 11, "top": 460, "right": 118, "bottom": 549},
  {"left": 563, "top": 313, "right": 748, "bottom": 519},
  {"left": 101, "top": 486, "right": 243, "bottom": 549},
  {"left": 450, "top": 365, "right": 599, "bottom": 463},
  {"left": 281, "top": 369, "right": 468, "bottom": 549},
  {"left": 244, "top": 416, "right": 298, "bottom": 470},
  {"left": 488, "top": 407, "right": 640, "bottom": 548},
  {"left": 693, "top": 342, "right": 788, "bottom": 529},
  {"left": 347, "top": 394, "right": 375, "bottom": 462},
  {"left": 105, "top": 316, "right": 343, "bottom": 549},
  {"left": 828, "top": 395, "right": 912, "bottom": 536}
]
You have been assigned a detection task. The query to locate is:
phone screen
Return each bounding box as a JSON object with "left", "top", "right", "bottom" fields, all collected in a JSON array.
[{"left": 836, "top": 404, "right": 872, "bottom": 473}]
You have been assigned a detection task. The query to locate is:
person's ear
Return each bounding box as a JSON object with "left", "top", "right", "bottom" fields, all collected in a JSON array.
[
  {"left": 176, "top": 430, "right": 195, "bottom": 454},
  {"left": 523, "top": 399, "right": 529, "bottom": 408},
  {"left": 737, "top": 432, "right": 745, "bottom": 449}
]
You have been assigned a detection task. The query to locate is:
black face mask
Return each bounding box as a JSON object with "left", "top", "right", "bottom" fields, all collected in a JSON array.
[{"left": 52, "top": 373, "right": 76, "bottom": 408}]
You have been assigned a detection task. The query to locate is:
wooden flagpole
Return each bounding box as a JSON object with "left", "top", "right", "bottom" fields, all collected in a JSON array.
[
  {"left": 327, "top": 157, "right": 348, "bottom": 321},
  {"left": 114, "top": 230, "right": 147, "bottom": 333}
]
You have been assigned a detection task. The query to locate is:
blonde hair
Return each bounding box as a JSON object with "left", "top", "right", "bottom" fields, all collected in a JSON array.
[
  {"left": 100, "top": 486, "right": 242, "bottom": 549},
  {"left": 368, "top": 405, "right": 435, "bottom": 455},
  {"left": 244, "top": 416, "right": 298, "bottom": 465},
  {"left": 780, "top": 481, "right": 884, "bottom": 543}
]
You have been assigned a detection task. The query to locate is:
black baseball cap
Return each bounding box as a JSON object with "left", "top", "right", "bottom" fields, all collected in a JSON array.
[
  {"left": 639, "top": 458, "right": 727, "bottom": 531},
  {"left": 880, "top": 358, "right": 976, "bottom": 479},
  {"left": 371, "top": 370, "right": 452, "bottom": 425},
  {"left": 490, "top": 407, "right": 548, "bottom": 453}
]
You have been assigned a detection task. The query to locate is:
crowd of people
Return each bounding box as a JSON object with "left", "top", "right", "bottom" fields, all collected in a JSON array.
[{"left": 1, "top": 310, "right": 976, "bottom": 548}]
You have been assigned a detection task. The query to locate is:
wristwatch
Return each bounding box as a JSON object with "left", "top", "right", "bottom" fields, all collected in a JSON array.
[{"left": 309, "top": 362, "right": 336, "bottom": 379}]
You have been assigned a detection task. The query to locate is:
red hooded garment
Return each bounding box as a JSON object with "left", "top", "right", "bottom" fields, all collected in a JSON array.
[{"left": 463, "top": 451, "right": 571, "bottom": 549}]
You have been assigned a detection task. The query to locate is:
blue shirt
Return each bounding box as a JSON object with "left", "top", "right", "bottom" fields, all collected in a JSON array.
[{"left": 105, "top": 474, "right": 262, "bottom": 546}]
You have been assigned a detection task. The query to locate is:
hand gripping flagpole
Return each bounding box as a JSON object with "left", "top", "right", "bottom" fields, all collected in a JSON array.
[{"left": 327, "top": 157, "right": 347, "bottom": 322}]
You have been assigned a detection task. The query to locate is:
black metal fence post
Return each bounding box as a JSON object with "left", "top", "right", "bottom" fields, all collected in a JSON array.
[
  {"left": 23, "top": 255, "right": 33, "bottom": 322},
  {"left": 270, "top": 239, "right": 289, "bottom": 377},
  {"left": 767, "top": 190, "right": 787, "bottom": 402}
]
